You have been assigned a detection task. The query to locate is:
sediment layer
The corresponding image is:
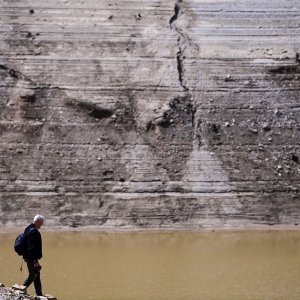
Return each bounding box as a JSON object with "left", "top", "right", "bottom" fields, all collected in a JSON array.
[{"left": 0, "top": 0, "right": 299, "bottom": 228}]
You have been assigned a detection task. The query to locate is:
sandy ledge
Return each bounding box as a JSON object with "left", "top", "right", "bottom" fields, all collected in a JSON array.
[{"left": 0, "top": 224, "right": 300, "bottom": 234}]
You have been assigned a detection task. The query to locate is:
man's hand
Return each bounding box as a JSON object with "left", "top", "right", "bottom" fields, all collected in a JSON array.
[{"left": 33, "top": 261, "right": 42, "bottom": 271}]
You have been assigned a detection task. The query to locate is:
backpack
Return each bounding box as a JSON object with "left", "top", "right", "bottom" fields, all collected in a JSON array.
[{"left": 14, "top": 228, "right": 35, "bottom": 256}]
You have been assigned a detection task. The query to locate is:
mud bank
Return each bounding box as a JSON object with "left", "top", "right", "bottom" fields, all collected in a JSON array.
[{"left": 0, "top": 0, "right": 299, "bottom": 228}]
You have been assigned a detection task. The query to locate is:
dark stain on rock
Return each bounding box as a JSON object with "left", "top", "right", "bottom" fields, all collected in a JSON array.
[
  {"left": 103, "top": 170, "right": 113, "bottom": 176},
  {"left": 103, "top": 170, "right": 114, "bottom": 181},
  {"left": 66, "top": 99, "right": 113, "bottom": 120},
  {"left": 291, "top": 153, "right": 299, "bottom": 164},
  {"left": 210, "top": 123, "right": 220, "bottom": 134},
  {"left": 268, "top": 64, "right": 300, "bottom": 75},
  {"left": 143, "top": 95, "right": 195, "bottom": 180},
  {"left": 0, "top": 65, "right": 18, "bottom": 78},
  {"left": 20, "top": 89, "right": 36, "bottom": 103}
]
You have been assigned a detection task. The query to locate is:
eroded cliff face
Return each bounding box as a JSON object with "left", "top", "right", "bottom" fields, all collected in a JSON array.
[{"left": 0, "top": 0, "right": 299, "bottom": 228}]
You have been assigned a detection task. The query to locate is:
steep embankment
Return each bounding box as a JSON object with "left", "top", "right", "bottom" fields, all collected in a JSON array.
[{"left": 0, "top": 0, "right": 299, "bottom": 228}]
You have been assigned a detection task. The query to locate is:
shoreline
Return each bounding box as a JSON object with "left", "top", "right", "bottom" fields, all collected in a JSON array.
[
  {"left": 0, "top": 285, "right": 31, "bottom": 300},
  {"left": 1, "top": 224, "right": 300, "bottom": 234}
]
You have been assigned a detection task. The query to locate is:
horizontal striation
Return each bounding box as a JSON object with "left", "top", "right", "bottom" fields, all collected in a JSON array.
[{"left": 0, "top": 0, "right": 299, "bottom": 228}]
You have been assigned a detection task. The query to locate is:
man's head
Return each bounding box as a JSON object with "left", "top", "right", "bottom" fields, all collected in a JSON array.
[{"left": 33, "top": 214, "right": 45, "bottom": 229}]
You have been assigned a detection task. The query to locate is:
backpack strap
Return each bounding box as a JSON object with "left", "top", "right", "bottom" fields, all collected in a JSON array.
[{"left": 25, "top": 226, "right": 37, "bottom": 236}]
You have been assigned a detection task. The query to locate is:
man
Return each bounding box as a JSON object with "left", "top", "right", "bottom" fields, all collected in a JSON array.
[{"left": 23, "top": 214, "right": 44, "bottom": 296}]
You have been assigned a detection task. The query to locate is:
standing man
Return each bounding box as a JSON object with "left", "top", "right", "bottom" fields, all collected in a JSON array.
[{"left": 23, "top": 214, "right": 44, "bottom": 297}]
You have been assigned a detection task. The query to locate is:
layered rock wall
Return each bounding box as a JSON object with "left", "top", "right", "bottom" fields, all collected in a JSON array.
[{"left": 0, "top": 0, "right": 299, "bottom": 228}]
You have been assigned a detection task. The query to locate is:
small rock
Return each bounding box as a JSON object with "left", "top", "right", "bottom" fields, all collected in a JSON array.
[
  {"left": 224, "top": 74, "right": 232, "bottom": 82},
  {"left": 135, "top": 13, "right": 142, "bottom": 20},
  {"left": 44, "top": 294, "right": 57, "bottom": 300},
  {"left": 0, "top": 283, "right": 5, "bottom": 287},
  {"left": 262, "top": 123, "right": 271, "bottom": 131},
  {"left": 249, "top": 128, "right": 258, "bottom": 134},
  {"left": 12, "top": 284, "right": 27, "bottom": 293},
  {"left": 274, "top": 109, "right": 280, "bottom": 115},
  {"left": 34, "top": 48, "right": 42, "bottom": 55},
  {"left": 108, "top": 15, "right": 113, "bottom": 20},
  {"left": 29, "top": 9, "right": 35, "bottom": 14}
]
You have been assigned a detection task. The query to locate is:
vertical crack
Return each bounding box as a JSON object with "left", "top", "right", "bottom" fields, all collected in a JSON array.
[
  {"left": 176, "top": 39, "right": 188, "bottom": 91},
  {"left": 169, "top": 1, "right": 189, "bottom": 92},
  {"left": 169, "top": 1, "right": 181, "bottom": 28},
  {"left": 169, "top": 0, "right": 199, "bottom": 137}
]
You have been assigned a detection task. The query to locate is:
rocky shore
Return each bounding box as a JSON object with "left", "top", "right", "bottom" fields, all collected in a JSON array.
[
  {"left": 0, "top": 284, "right": 56, "bottom": 300},
  {"left": 0, "top": 284, "right": 31, "bottom": 300}
]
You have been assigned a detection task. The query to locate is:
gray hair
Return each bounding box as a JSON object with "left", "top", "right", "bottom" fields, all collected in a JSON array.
[{"left": 33, "top": 214, "right": 45, "bottom": 223}]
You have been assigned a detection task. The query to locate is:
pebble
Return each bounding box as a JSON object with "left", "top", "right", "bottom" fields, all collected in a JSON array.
[
  {"left": 135, "top": 13, "right": 142, "bottom": 20},
  {"left": 249, "top": 128, "right": 258, "bottom": 134},
  {"left": 262, "top": 123, "right": 271, "bottom": 131}
]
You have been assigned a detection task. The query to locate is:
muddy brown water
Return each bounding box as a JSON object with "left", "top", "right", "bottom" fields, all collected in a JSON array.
[{"left": 0, "top": 230, "right": 300, "bottom": 300}]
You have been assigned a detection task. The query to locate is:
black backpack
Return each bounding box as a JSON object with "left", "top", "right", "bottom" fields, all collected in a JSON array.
[{"left": 14, "top": 228, "right": 35, "bottom": 256}]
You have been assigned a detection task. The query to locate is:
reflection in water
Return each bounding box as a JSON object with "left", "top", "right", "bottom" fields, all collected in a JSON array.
[{"left": 1, "top": 231, "right": 300, "bottom": 300}]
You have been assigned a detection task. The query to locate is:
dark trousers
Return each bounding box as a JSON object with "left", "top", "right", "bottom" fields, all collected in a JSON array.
[{"left": 23, "top": 260, "right": 42, "bottom": 296}]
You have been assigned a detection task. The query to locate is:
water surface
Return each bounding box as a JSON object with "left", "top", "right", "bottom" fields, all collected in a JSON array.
[{"left": 1, "top": 230, "right": 300, "bottom": 300}]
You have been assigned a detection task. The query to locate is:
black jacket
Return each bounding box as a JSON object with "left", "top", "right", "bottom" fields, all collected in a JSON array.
[{"left": 23, "top": 223, "right": 43, "bottom": 261}]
